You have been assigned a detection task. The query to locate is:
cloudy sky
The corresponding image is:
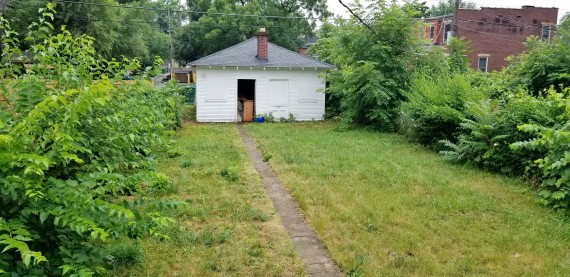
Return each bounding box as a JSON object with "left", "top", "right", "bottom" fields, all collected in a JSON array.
[{"left": 327, "top": 0, "right": 570, "bottom": 21}]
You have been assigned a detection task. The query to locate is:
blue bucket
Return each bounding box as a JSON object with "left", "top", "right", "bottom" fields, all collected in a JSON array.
[{"left": 254, "top": 117, "right": 265, "bottom": 123}]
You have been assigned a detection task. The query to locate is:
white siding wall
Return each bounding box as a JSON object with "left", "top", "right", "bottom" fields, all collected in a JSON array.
[{"left": 195, "top": 66, "right": 326, "bottom": 122}]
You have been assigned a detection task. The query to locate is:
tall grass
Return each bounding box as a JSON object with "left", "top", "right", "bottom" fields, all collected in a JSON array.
[{"left": 110, "top": 123, "right": 304, "bottom": 276}]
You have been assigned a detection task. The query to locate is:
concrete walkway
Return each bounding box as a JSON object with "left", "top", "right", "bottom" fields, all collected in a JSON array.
[{"left": 237, "top": 125, "right": 342, "bottom": 277}]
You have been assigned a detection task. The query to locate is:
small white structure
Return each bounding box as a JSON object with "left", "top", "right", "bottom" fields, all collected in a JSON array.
[{"left": 190, "top": 28, "right": 335, "bottom": 122}]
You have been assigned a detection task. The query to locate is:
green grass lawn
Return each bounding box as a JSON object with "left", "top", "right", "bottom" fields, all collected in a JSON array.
[
  {"left": 110, "top": 123, "right": 304, "bottom": 276},
  {"left": 245, "top": 122, "right": 570, "bottom": 276}
]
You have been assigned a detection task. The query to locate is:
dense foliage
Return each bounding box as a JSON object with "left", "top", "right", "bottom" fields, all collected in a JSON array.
[
  {"left": 400, "top": 73, "right": 480, "bottom": 148},
  {"left": 174, "top": 0, "right": 326, "bottom": 64},
  {"left": 506, "top": 37, "right": 570, "bottom": 94},
  {"left": 311, "top": 2, "right": 422, "bottom": 130},
  {"left": 3, "top": 0, "right": 171, "bottom": 66},
  {"left": 0, "top": 6, "right": 182, "bottom": 275},
  {"left": 4, "top": 0, "right": 327, "bottom": 66},
  {"left": 317, "top": 3, "right": 570, "bottom": 213},
  {"left": 427, "top": 0, "right": 476, "bottom": 17},
  {"left": 404, "top": 16, "right": 570, "bottom": 211}
]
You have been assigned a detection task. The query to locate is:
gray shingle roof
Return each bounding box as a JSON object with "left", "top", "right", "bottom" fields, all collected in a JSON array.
[
  {"left": 301, "top": 35, "right": 320, "bottom": 48},
  {"left": 189, "top": 38, "right": 335, "bottom": 69}
]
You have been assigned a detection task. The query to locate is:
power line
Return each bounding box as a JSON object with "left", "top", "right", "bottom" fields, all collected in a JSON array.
[
  {"left": 70, "top": 17, "right": 298, "bottom": 30},
  {"left": 337, "top": 0, "right": 382, "bottom": 39},
  {"left": 53, "top": 0, "right": 327, "bottom": 20}
]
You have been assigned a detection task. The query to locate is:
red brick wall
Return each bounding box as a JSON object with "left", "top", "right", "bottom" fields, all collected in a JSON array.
[
  {"left": 457, "top": 6, "right": 558, "bottom": 72},
  {"left": 424, "top": 19, "right": 439, "bottom": 44},
  {"left": 424, "top": 16, "right": 453, "bottom": 45}
]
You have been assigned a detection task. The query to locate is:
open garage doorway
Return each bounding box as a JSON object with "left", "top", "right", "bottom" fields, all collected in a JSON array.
[{"left": 237, "top": 79, "right": 255, "bottom": 122}]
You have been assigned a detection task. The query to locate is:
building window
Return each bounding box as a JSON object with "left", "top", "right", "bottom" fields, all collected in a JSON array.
[
  {"left": 542, "top": 25, "right": 551, "bottom": 41},
  {"left": 478, "top": 56, "right": 489, "bottom": 72},
  {"left": 443, "top": 24, "right": 451, "bottom": 42},
  {"left": 429, "top": 25, "right": 435, "bottom": 39}
]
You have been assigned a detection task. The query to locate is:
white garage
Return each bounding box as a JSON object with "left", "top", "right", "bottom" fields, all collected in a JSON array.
[{"left": 189, "top": 28, "right": 335, "bottom": 122}]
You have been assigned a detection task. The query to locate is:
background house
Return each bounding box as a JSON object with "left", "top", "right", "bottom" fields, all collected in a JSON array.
[
  {"left": 190, "top": 28, "right": 335, "bottom": 123},
  {"left": 424, "top": 5, "right": 558, "bottom": 72},
  {"left": 422, "top": 15, "right": 453, "bottom": 45},
  {"left": 297, "top": 35, "right": 320, "bottom": 55}
]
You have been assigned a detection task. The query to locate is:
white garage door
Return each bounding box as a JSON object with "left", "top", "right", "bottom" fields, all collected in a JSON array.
[{"left": 269, "top": 79, "right": 289, "bottom": 119}]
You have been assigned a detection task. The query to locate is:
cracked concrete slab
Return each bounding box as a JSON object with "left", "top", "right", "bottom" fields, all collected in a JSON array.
[{"left": 237, "top": 125, "right": 342, "bottom": 277}]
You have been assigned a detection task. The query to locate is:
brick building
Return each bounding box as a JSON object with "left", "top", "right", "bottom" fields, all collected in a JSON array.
[{"left": 424, "top": 6, "right": 558, "bottom": 72}]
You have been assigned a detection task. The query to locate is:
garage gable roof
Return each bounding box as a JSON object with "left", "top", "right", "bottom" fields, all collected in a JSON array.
[{"left": 189, "top": 38, "right": 335, "bottom": 69}]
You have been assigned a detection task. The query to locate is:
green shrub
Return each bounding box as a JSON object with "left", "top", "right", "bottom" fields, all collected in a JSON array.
[
  {"left": 511, "top": 91, "right": 570, "bottom": 211},
  {"left": 0, "top": 7, "right": 181, "bottom": 275},
  {"left": 400, "top": 74, "right": 480, "bottom": 148},
  {"left": 441, "top": 92, "right": 562, "bottom": 176},
  {"left": 312, "top": 4, "right": 422, "bottom": 131},
  {"left": 506, "top": 36, "right": 570, "bottom": 94}
]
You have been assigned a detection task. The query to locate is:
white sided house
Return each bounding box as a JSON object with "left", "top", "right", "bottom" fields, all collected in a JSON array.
[{"left": 190, "top": 28, "right": 335, "bottom": 122}]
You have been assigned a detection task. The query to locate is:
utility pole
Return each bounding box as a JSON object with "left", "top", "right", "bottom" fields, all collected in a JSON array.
[
  {"left": 168, "top": 10, "right": 174, "bottom": 80},
  {"left": 453, "top": 0, "right": 461, "bottom": 38}
]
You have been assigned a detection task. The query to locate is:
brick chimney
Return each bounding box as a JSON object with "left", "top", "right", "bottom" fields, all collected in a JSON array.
[{"left": 257, "top": 27, "right": 268, "bottom": 61}]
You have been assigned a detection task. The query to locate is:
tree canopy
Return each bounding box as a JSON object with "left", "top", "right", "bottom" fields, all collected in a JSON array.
[
  {"left": 173, "top": 0, "right": 326, "bottom": 64},
  {"left": 2, "top": 0, "right": 177, "bottom": 65},
  {"left": 428, "top": 0, "right": 476, "bottom": 17},
  {"left": 2, "top": 0, "right": 325, "bottom": 65},
  {"left": 311, "top": 1, "right": 424, "bottom": 130}
]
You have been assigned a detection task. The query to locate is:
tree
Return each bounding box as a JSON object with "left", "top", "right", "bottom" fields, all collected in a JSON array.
[
  {"left": 2, "top": 0, "right": 170, "bottom": 65},
  {"left": 174, "top": 0, "right": 323, "bottom": 63},
  {"left": 501, "top": 13, "right": 570, "bottom": 94},
  {"left": 403, "top": 0, "right": 430, "bottom": 18},
  {"left": 310, "top": 2, "right": 424, "bottom": 130},
  {"left": 150, "top": 0, "right": 186, "bottom": 32},
  {"left": 448, "top": 37, "right": 470, "bottom": 73},
  {"left": 428, "top": 0, "right": 476, "bottom": 17},
  {"left": 558, "top": 11, "right": 570, "bottom": 44},
  {"left": 506, "top": 36, "right": 570, "bottom": 94}
]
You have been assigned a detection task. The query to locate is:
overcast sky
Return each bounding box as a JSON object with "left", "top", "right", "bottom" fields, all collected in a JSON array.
[{"left": 327, "top": 0, "right": 570, "bottom": 21}]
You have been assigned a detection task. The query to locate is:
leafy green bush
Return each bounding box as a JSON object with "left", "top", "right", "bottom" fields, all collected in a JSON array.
[
  {"left": 511, "top": 91, "right": 570, "bottom": 211},
  {"left": 400, "top": 74, "right": 480, "bottom": 148},
  {"left": 312, "top": 4, "right": 422, "bottom": 130},
  {"left": 506, "top": 36, "right": 570, "bottom": 94},
  {"left": 167, "top": 147, "right": 184, "bottom": 158},
  {"left": 447, "top": 37, "right": 471, "bottom": 74},
  {"left": 331, "top": 61, "right": 407, "bottom": 130},
  {"left": 441, "top": 91, "right": 562, "bottom": 176},
  {"left": 0, "top": 6, "right": 182, "bottom": 275}
]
